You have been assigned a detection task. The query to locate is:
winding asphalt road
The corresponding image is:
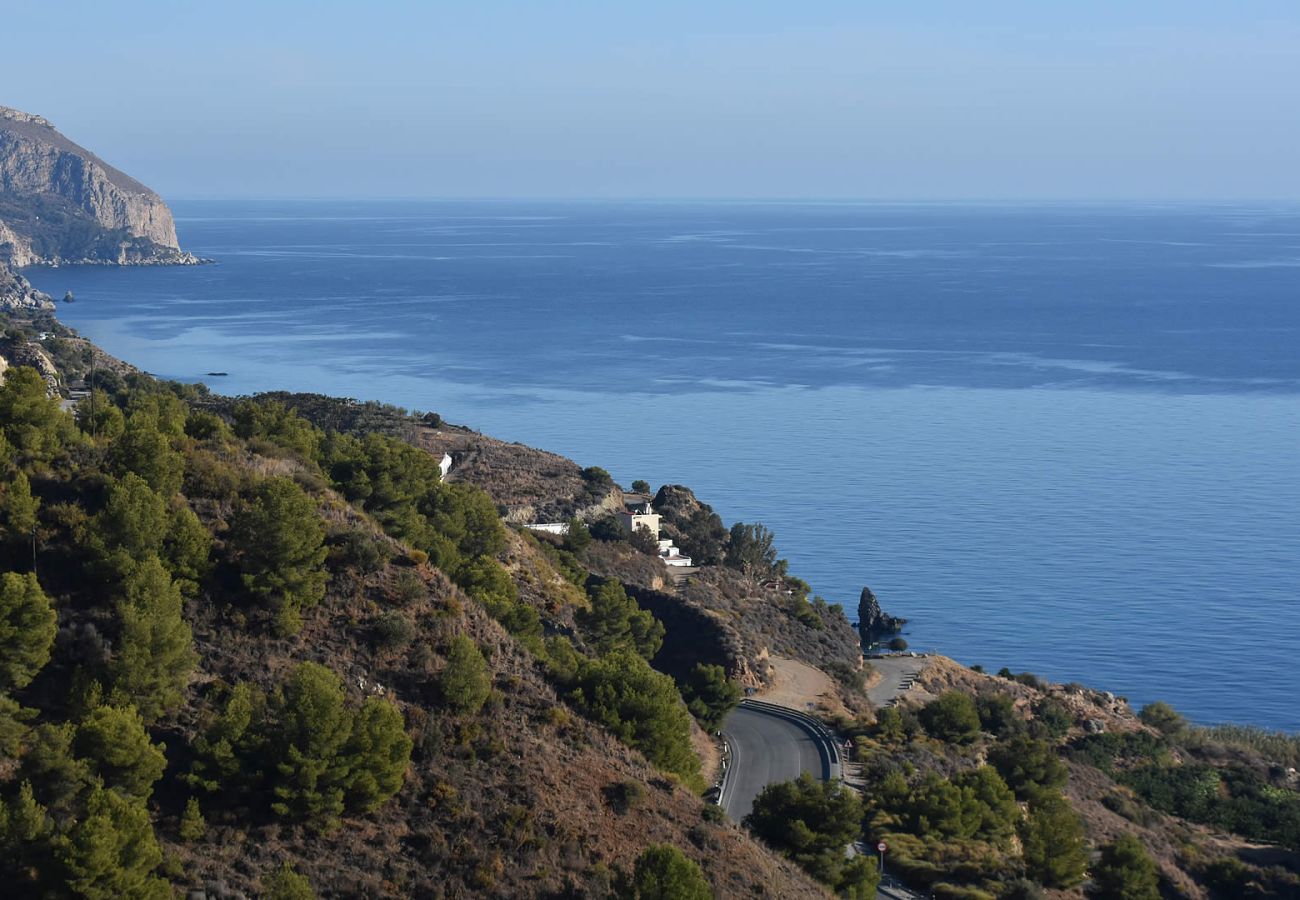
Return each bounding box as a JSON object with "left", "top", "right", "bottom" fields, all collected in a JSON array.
[{"left": 718, "top": 702, "right": 831, "bottom": 821}]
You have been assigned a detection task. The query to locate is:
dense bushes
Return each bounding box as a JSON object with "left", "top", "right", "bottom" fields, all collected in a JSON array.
[
  {"left": 918, "top": 692, "right": 981, "bottom": 744},
  {"left": 186, "top": 663, "right": 411, "bottom": 830},
  {"left": 568, "top": 650, "right": 701, "bottom": 787},
  {"left": 677, "top": 663, "right": 740, "bottom": 732},
  {"left": 746, "top": 772, "right": 879, "bottom": 896},
  {"left": 1087, "top": 833, "right": 1160, "bottom": 900}
]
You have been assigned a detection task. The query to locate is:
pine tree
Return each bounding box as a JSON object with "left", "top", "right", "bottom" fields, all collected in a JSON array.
[
  {"left": 440, "top": 635, "right": 492, "bottom": 714},
  {"left": 0, "top": 694, "right": 35, "bottom": 757},
  {"left": 0, "top": 571, "right": 56, "bottom": 691},
  {"left": 343, "top": 697, "right": 412, "bottom": 813},
  {"left": 186, "top": 681, "right": 262, "bottom": 793},
  {"left": 1088, "top": 833, "right": 1160, "bottom": 900},
  {"left": 679, "top": 663, "right": 741, "bottom": 732},
  {"left": 268, "top": 663, "right": 353, "bottom": 827},
  {"left": 0, "top": 470, "right": 40, "bottom": 562},
  {"left": 163, "top": 502, "right": 212, "bottom": 594},
  {"left": 93, "top": 473, "right": 168, "bottom": 570},
  {"left": 0, "top": 367, "right": 81, "bottom": 467},
  {"left": 578, "top": 579, "right": 664, "bottom": 659},
  {"left": 572, "top": 650, "right": 701, "bottom": 786},
  {"left": 107, "top": 556, "right": 197, "bottom": 721},
  {"left": 1020, "top": 791, "right": 1088, "bottom": 888},
  {"left": 75, "top": 390, "right": 126, "bottom": 441},
  {"left": 109, "top": 413, "right": 184, "bottom": 496},
  {"left": 74, "top": 705, "right": 166, "bottom": 799},
  {"left": 59, "top": 785, "right": 170, "bottom": 900},
  {"left": 178, "top": 797, "right": 205, "bottom": 843},
  {"left": 228, "top": 477, "right": 328, "bottom": 635}
]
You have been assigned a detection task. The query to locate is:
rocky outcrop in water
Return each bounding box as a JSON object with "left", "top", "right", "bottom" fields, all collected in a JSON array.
[
  {"left": 857, "top": 585, "right": 906, "bottom": 645},
  {"left": 0, "top": 105, "right": 199, "bottom": 266}
]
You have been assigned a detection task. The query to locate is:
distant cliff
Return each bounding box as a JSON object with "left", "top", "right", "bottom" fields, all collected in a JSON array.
[{"left": 0, "top": 105, "right": 199, "bottom": 267}]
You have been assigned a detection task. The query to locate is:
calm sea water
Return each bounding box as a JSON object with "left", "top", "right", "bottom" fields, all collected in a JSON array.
[{"left": 25, "top": 200, "right": 1300, "bottom": 732}]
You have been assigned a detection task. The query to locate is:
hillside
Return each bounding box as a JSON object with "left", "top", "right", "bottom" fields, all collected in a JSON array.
[
  {"left": 0, "top": 319, "right": 844, "bottom": 898},
  {"left": 0, "top": 106, "right": 197, "bottom": 267}
]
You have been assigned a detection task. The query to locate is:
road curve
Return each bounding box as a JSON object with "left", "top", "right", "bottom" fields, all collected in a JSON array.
[{"left": 718, "top": 702, "right": 833, "bottom": 821}]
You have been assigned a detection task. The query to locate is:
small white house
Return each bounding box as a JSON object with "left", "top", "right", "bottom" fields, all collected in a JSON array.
[{"left": 657, "top": 538, "right": 693, "bottom": 568}]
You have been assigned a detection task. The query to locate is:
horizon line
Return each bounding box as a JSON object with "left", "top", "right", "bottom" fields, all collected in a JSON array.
[{"left": 162, "top": 195, "right": 1300, "bottom": 207}]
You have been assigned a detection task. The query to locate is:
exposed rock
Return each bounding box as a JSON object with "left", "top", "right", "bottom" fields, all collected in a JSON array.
[
  {"left": 0, "top": 263, "right": 54, "bottom": 311},
  {"left": 0, "top": 105, "right": 201, "bottom": 266},
  {"left": 857, "top": 585, "right": 906, "bottom": 645},
  {"left": 651, "top": 483, "right": 729, "bottom": 565}
]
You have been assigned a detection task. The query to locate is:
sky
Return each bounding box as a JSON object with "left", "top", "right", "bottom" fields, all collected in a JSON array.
[{"left": 6, "top": 1, "right": 1300, "bottom": 200}]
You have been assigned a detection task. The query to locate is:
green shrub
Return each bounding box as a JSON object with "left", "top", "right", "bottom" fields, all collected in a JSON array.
[
  {"left": 918, "top": 692, "right": 981, "bottom": 744},
  {"left": 263, "top": 862, "right": 316, "bottom": 900},
  {"left": 371, "top": 611, "right": 415, "bottom": 652},
  {"left": 1088, "top": 833, "right": 1159, "bottom": 900},
  {"left": 571, "top": 650, "right": 700, "bottom": 787},
  {"left": 623, "top": 844, "right": 711, "bottom": 900},
  {"left": 745, "top": 772, "right": 864, "bottom": 887}
]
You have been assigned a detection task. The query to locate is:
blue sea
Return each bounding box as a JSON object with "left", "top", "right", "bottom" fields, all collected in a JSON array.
[{"left": 25, "top": 200, "right": 1300, "bottom": 732}]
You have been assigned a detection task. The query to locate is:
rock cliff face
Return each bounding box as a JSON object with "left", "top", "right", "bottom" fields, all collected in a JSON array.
[{"left": 0, "top": 105, "right": 198, "bottom": 266}]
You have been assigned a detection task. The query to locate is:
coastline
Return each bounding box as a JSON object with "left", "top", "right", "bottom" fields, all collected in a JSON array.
[{"left": 18, "top": 201, "right": 1300, "bottom": 734}]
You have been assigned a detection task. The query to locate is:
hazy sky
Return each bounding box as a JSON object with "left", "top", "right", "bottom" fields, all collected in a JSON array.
[{"left": 7, "top": 1, "right": 1300, "bottom": 200}]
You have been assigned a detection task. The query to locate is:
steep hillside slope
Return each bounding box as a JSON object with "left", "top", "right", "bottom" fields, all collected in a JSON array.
[{"left": 0, "top": 337, "right": 832, "bottom": 898}]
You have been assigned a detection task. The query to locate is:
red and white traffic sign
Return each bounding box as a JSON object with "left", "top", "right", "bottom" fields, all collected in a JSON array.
[{"left": 876, "top": 841, "right": 888, "bottom": 854}]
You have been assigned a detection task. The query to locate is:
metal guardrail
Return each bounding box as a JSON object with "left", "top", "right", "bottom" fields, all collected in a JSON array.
[{"left": 736, "top": 698, "right": 842, "bottom": 781}]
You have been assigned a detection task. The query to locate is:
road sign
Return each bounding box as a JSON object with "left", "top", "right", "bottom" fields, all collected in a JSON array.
[{"left": 877, "top": 840, "right": 888, "bottom": 853}]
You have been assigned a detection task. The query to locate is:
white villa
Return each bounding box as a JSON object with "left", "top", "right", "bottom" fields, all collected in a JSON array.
[{"left": 618, "top": 496, "right": 692, "bottom": 568}]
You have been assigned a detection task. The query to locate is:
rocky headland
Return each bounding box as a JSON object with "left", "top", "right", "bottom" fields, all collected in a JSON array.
[{"left": 0, "top": 105, "right": 200, "bottom": 268}]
